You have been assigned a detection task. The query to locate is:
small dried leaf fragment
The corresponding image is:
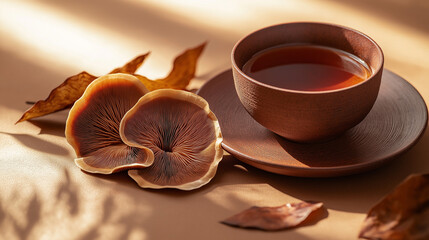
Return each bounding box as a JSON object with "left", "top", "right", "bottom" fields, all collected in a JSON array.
[
  {"left": 359, "top": 173, "right": 429, "bottom": 240},
  {"left": 134, "top": 42, "right": 206, "bottom": 91},
  {"left": 66, "top": 73, "right": 154, "bottom": 174},
  {"left": 16, "top": 53, "right": 149, "bottom": 123},
  {"left": 221, "top": 201, "right": 324, "bottom": 231},
  {"left": 109, "top": 53, "right": 150, "bottom": 74}
]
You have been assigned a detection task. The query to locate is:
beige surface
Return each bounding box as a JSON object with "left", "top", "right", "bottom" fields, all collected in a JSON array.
[{"left": 1, "top": 0, "right": 428, "bottom": 239}]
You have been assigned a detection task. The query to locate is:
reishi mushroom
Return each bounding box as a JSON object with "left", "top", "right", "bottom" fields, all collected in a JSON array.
[
  {"left": 121, "top": 89, "right": 223, "bottom": 190},
  {"left": 65, "top": 73, "right": 154, "bottom": 174},
  {"left": 65, "top": 73, "right": 223, "bottom": 190}
]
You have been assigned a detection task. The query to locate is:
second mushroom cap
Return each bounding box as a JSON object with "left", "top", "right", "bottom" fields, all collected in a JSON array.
[{"left": 121, "top": 89, "right": 223, "bottom": 190}]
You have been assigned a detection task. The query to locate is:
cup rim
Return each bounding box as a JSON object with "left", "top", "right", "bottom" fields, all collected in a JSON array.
[{"left": 231, "top": 22, "right": 384, "bottom": 94}]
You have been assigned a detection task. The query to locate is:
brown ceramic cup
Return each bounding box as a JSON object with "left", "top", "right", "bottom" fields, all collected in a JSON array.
[{"left": 232, "top": 22, "right": 384, "bottom": 143}]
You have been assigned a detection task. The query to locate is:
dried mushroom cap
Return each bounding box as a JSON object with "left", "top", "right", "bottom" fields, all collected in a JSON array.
[
  {"left": 65, "top": 73, "right": 154, "bottom": 174},
  {"left": 120, "top": 89, "right": 223, "bottom": 190}
]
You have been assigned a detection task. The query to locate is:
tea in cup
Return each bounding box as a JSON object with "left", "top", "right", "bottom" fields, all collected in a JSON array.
[{"left": 232, "top": 22, "right": 384, "bottom": 142}]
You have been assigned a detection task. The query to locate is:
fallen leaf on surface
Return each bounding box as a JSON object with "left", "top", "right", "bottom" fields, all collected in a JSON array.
[
  {"left": 17, "top": 42, "right": 206, "bottom": 123},
  {"left": 134, "top": 42, "right": 206, "bottom": 91},
  {"left": 109, "top": 53, "right": 150, "bottom": 74},
  {"left": 221, "top": 201, "right": 324, "bottom": 231},
  {"left": 16, "top": 71, "right": 97, "bottom": 123},
  {"left": 359, "top": 173, "right": 429, "bottom": 240},
  {"left": 16, "top": 53, "right": 149, "bottom": 123}
]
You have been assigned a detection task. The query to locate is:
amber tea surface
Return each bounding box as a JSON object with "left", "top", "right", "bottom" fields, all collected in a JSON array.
[{"left": 242, "top": 44, "right": 372, "bottom": 91}]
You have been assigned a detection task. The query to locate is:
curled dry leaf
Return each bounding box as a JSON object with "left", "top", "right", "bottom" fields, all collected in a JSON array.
[
  {"left": 221, "top": 201, "right": 324, "bottom": 231},
  {"left": 17, "top": 42, "right": 206, "bottom": 123},
  {"left": 359, "top": 173, "right": 429, "bottom": 240}
]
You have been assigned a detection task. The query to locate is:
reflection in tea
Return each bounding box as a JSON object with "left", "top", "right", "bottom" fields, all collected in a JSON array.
[{"left": 242, "top": 44, "right": 372, "bottom": 91}]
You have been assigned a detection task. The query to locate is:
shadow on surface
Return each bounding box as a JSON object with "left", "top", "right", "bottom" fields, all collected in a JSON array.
[
  {"left": 274, "top": 133, "right": 361, "bottom": 167},
  {"left": 39, "top": 0, "right": 236, "bottom": 46},
  {"left": 1, "top": 186, "right": 41, "bottom": 240},
  {"left": 0, "top": 49, "right": 72, "bottom": 112},
  {"left": 28, "top": 118, "right": 67, "bottom": 137},
  {"left": 213, "top": 139, "right": 429, "bottom": 214},
  {"left": 81, "top": 137, "right": 427, "bottom": 223},
  {"left": 298, "top": 206, "right": 329, "bottom": 228},
  {"left": 55, "top": 170, "right": 80, "bottom": 216},
  {"left": 327, "top": 0, "right": 429, "bottom": 34},
  {"left": 0, "top": 131, "right": 69, "bottom": 156},
  {"left": 0, "top": 151, "right": 374, "bottom": 239}
]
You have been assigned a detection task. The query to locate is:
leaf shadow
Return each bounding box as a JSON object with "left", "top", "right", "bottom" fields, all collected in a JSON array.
[
  {"left": 28, "top": 118, "right": 67, "bottom": 138},
  {"left": 0, "top": 132, "right": 69, "bottom": 156},
  {"left": 55, "top": 170, "right": 80, "bottom": 216},
  {"left": 0, "top": 157, "right": 324, "bottom": 239},
  {"left": 1, "top": 188, "right": 42, "bottom": 240}
]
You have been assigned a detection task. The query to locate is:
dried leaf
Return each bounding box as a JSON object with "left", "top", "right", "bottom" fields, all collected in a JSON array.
[
  {"left": 221, "top": 201, "right": 324, "bottom": 231},
  {"left": 16, "top": 71, "right": 97, "bottom": 123},
  {"left": 16, "top": 53, "right": 149, "bottom": 123},
  {"left": 359, "top": 173, "right": 429, "bottom": 240},
  {"left": 135, "top": 42, "right": 206, "bottom": 91},
  {"left": 109, "top": 53, "right": 150, "bottom": 74},
  {"left": 17, "top": 42, "right": 205, "bottom": 123}
]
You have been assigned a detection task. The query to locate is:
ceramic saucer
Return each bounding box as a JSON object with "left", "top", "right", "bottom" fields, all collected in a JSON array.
[{"left": 197, "top": 69, "right": 427, "bottom": 177}]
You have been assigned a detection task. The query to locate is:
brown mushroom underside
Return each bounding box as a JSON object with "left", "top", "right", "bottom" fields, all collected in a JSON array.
[
  {"left": 122, "top": 96, "right": 217, "bottom": 186},
  {"left": 66, "top": 74, "right": 153, "bottom": 174},
  {"left": 66, "top": 75, "right": 223, "bottom": 189}
]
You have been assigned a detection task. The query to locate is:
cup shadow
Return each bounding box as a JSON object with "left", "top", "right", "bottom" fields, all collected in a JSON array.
[{"left": 273, "top": 133, "right": 360, "bottom": 168}]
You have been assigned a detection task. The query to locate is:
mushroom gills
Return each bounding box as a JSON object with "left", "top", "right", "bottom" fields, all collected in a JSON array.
[
  {"left": 66, "top": 73, "right": 153, "bottom": 174},
  {"left": 121, "top": 89, "right": 223, "bottom": 190}
]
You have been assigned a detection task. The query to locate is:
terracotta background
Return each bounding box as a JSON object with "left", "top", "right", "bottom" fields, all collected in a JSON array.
[{"left": 1, "top": 0, "right": 428, "bottom": 239}]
